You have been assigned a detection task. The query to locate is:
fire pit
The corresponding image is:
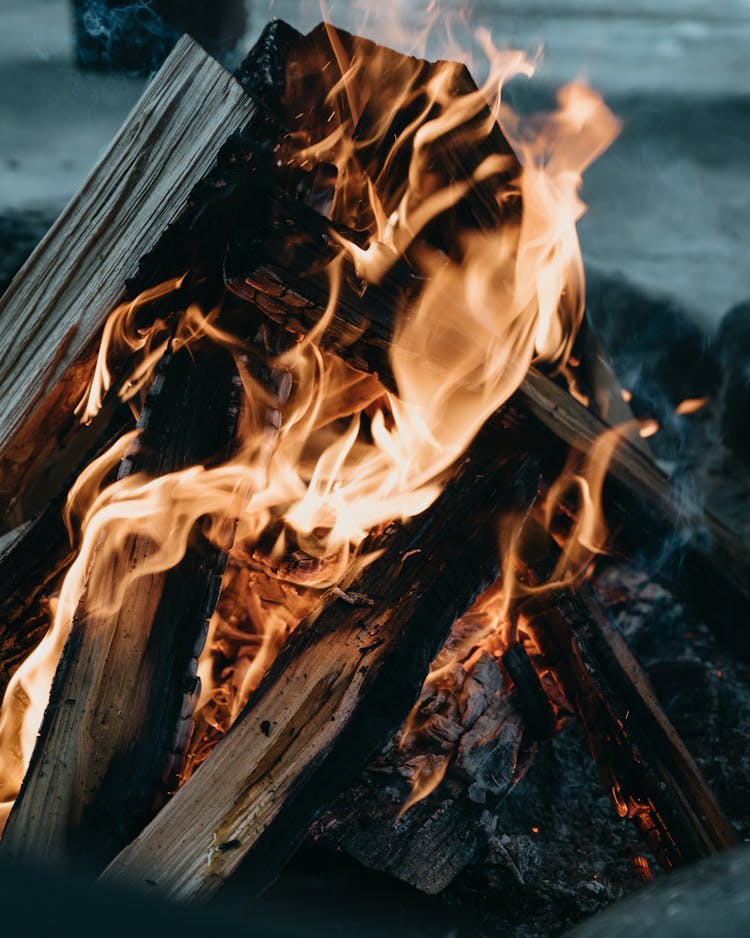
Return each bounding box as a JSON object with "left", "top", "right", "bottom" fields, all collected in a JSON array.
[{"left": 0, "top": 18, "right": 748, "bottom": 936}]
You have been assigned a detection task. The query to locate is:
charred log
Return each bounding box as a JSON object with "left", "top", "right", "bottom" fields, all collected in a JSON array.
[
  {"left": 311, "top": 644, "right": 533, "bottom": 895},
  {"left": 512, "top": 521, "right": 738, "bottom": 868},
  {"left": 0, "top": 344, "right": 240, "bottom": 869}
]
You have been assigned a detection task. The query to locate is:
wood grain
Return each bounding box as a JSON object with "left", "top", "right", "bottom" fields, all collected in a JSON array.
[{"left": 0, "top": 36, "right": 255, "bottom": 519}]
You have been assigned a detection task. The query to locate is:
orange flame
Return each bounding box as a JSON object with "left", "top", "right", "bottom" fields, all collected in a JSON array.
[{"left": 0, "top": 20, "right": 619, "bottom": 824}]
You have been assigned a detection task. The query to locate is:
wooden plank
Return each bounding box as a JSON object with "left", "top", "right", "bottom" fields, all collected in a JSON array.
[{"left": 0, "top": 36, "right": 256, "bottom": 520}]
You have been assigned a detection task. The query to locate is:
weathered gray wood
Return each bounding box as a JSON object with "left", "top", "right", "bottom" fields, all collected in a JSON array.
[{"left": 0, "top": 36, "right": 255, "bottom": 521}]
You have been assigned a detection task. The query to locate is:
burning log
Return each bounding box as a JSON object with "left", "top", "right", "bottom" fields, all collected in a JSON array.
[
  {"left": 309, "top": 521, "right": 737, "bottom": 891},
  {"left": 0, "top": 345, "right": 240, "bottom": 867},
  {"left": 0, "top": 36, "right": 255, "bottom": 523},
  {"left": 100, "top": 435, "right": 538, "bottom": 899},
  {"left": 222, "top": 22, "right": 750, "bottom": 650},
  {"left": 0, "top": 409, "right": 134, "bottom": 703}
]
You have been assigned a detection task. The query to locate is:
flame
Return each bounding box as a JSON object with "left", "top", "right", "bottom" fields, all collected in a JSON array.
[
  {"left": 394, "top": 418, "right": 627, "bottom": 818},
  {"left": 676, "top": 397, "right": 708, "bottom": 416},
  {"left": 0, "top": 19, "right": 619, "bottom": 824}
]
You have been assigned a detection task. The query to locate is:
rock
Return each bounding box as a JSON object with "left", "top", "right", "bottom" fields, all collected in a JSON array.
[
  {"left": 0, "top": 209, "right": 56, "bottom": 297},
  {"left": 585, "top": 269, "right": 720, "bottom": 419},
  {"left": 563, "top": 845, "right": 750, "bottom": 938}
]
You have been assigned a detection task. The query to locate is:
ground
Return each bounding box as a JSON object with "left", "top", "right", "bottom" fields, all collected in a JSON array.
[{"left": 2, "top": 1, "right": 750, "bottom": 328}]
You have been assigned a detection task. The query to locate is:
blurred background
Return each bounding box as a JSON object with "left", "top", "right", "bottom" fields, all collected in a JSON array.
[{"left": 2, "top": 0, "right": 750, "bottom": 331}]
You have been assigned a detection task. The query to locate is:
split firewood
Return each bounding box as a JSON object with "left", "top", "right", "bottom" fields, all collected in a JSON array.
[
  {"left": 0, "top": 36, "right": 256, "bottom": 524},
  {"left": 0, "top": 345, "right": 240, "bottom": 868},
  {"left": 0, "top": 408, "right": 132, "bottom": 702},
  {"left": 101, "top": 432, "right": 538, "bottom": 900}
]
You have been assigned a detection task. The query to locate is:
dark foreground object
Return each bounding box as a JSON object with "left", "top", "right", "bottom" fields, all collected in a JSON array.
[{"left": 565, "top": 845, "right": 750, "bottom": 938}]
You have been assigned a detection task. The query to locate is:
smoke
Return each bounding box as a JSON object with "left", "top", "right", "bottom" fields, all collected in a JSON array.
[{"left": 72, "top": 1, "right": 178, "bottom": 74}]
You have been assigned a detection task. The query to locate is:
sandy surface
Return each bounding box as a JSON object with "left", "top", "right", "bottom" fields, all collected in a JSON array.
[{"left": 2, "top": 0, "right": 750, "bottom": 328}]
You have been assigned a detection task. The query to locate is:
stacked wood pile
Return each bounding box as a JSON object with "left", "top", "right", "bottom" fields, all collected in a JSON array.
[{"left": 0, "top": 20, "right": 748, "bottom": 932}]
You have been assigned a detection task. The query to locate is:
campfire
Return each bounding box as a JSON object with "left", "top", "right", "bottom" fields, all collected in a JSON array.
[{"left": 0, "top": 17, "right": 748, "bottom": 931}]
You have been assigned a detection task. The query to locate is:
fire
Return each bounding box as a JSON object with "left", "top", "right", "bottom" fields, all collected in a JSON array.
[{"left": 0, "top": 19, "right": 619, "bottom": 828}]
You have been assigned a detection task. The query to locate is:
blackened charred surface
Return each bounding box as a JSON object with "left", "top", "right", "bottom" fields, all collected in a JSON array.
[
  {"left": 123, "top": 22, "right": 300, "bottom": 313},
  {"left": 446, "top": 718, "right": 651, "bottom": 937},
  {"left": 502, "top": 642, "right": 557, "bottom": 742},
  {"left": 0, "top": 405, "right": 133, "bottom": 701},
  {"left": 78, "top": 344, "right": 241, "bottom": 862},
  {"left": 509, "top": 373, "right": 750, "bottom": 664},
  {"left": 512, "top": 539, "right": 737, "bottom": 868},
  {"left": 594, "top": 565, "right": 750, "bottom": 845},
  {"left": 276, "top": 23, "right": 522, "bottom": 239},
  {"left": 312, "top": 650, "right": 531, "bottom": 895},
  {"left": 234, "top": 20, "right": 301, "bottom": 119}
]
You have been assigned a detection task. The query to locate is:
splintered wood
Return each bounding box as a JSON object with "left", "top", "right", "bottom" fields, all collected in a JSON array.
[
  {"left": 1, "top": 348, "right": 239, "bottom": 868},
  {"left": 0, "top": 37, "right": 255, "bottom": 521}
]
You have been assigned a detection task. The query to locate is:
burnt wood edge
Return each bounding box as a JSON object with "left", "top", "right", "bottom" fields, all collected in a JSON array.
[
  {"left": 513, "top": 524, "right": 738, "bottom": 868},
  {"left": 0, "top": 403, "right": 133, "bottom": 700},
  {"left": 0, "top": 344, "right": 240, "bottom": 869}
]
